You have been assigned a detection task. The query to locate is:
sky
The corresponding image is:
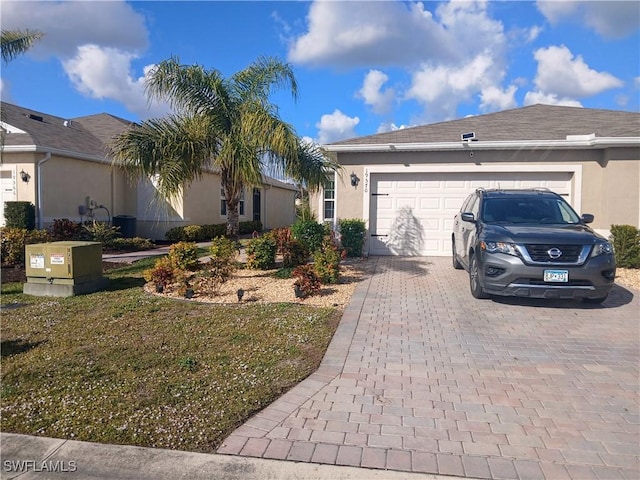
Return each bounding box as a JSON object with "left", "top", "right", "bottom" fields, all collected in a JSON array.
[{"left": 1, "top": 0, "right": 639, "bottom": 145}]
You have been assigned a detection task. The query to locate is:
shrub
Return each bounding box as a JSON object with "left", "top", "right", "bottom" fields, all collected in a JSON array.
[
  {"left": 270, "top": 227, "right": 292, "bottom": 253},
  {"left": 168, "top": 241, "right": 200, "bottom": 271},
  {"left": 50, "top": 218, "right": 86, "bottom": 241},
  {"left": 610, "top": 224, "right": 640, "bottom": 268},
  {"left": 202, "top": 236, "right": 238, "bottom": 290},
  {"left": 4, "top": 202, "right": 36, "bottom": 230},
  {"left": 292, "top": 264, "right": 321, "bottom": 298},
  {"left": 165, "top": 226, "right": 186, "bottom": 242},
  {"left": 109, "top": 237, "right": 154, "bottom": 251},
  {"left": 144, "top": 256, "right": 176, "bottom": 290},
  {"left": 339, "top": 219, "right": 366, "bottom": 258},
  {"left": 283, "top": 239, "right": 309, "bottom": 268},
  {"left": 313, "top": 236, "right": 341, "bottom": 284},
  {"left": 246, "top": 235, "right": 277, "bottom": 270},
  {"left": 202, "top": 224, "right": 226, "bottom": 240},
  {"left": 183, "top": 225, "right": 205, "bottom": 242},
  {"left": 84, "top": 221, "right": 121, "bottom": 249},
  {"left": 291, "top": 219, "right": 325, "bottom": 253},
  {"left": 239, "top": 220, "right": 263, "bottom": 234},
  {"left": 0, "top": 227, "right": 51, "bottom": 266}
]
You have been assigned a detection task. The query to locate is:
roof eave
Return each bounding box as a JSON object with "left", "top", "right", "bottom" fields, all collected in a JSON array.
[
  {"left": 1, "top": 144, "right": 109, "bottom": 164},
  {"left": 324, "top": 137, "right": 640, "bottom": 153}
]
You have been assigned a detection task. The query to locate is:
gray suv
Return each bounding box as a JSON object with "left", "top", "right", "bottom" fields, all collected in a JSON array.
[{"left": 452, "top": 188, "right": 616, "bottom": 303}]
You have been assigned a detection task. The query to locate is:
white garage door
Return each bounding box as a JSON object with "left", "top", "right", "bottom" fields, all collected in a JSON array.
[{"left": 369, "top": 171, "right": 573, "bottom": 256}]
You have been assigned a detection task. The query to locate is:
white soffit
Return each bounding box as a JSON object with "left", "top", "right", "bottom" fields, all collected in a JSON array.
[{"left": 324, "top": 137, "right": 640, "bottom": 153}]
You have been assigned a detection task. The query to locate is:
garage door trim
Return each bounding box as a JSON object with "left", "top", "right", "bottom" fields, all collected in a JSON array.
[{"left": 362, "top": 164, "right": 583, "bottom": 256}]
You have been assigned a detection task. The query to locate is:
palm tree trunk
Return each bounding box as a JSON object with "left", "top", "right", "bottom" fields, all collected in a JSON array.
[{"left": 226, "top": 200, "right": 240, "bottom": 238}]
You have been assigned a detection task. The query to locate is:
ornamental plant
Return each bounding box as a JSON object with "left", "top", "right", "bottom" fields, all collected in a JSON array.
[
  {"left": 339, "top": 218, "right": 366, "bottom": 258},
  {"left": 610, "top": 224, "right": 640, "bottom": 268},
  {"left": 292, "top": 264, "right": 321, "bottom": 298},
  {"left": 291, "top": 219, "right": 324, "bottom": 253},
  {"left": 168, "top": 241, "right": 200, "bottom": 271},
  {"left": 313, "top": 236, "right": 341, "bottom": 284},
  {"left": 246, "top": 235, "right": 277, "bottom": 270}
]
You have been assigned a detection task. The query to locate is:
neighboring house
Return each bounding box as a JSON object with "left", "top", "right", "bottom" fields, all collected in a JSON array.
[
  {"left": 0, "top": 102, "right": 298, "bottom": 238},
  {"left": 313, "top": 104, "right": 640, "bottom": 256}
]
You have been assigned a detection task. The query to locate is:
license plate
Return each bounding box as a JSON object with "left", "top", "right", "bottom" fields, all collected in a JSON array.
[{"left": 544, "top": 270, "right": 569, "bottom": 282}]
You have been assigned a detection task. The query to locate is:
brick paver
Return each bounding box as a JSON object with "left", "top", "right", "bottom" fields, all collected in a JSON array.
[{"left": 218, "top": 257, "right": 640, "bottom": 479}]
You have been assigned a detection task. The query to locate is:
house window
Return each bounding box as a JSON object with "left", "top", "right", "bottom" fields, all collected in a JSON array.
[
  {"left": 323, "top": 180, "right": 335, "bottom": 220},
  {"left": 220, "top": 188, "right": 244, "bottom": 216}
]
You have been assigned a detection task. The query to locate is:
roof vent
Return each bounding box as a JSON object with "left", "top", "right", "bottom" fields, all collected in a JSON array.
[{"left": 27, "top": 114, "right": 44, "bottom": 122}]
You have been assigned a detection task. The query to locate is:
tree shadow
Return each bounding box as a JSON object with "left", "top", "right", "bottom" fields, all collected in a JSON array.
[
  {"left": 385, "top": 206, "right": 425, "bottom": 256},
  {"left": 1, "top": 339, "right": 45, "bottom": 357},
  {"left": 105, "top": 276, "right": 146, "bottom": 291}
]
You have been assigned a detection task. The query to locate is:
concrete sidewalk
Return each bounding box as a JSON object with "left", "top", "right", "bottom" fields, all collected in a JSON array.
[{"left": 0, "top": 432, "right": 451, "bottom": 479}]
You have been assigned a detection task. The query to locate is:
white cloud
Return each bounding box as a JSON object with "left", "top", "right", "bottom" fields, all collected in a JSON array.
[
  {"left": 480, "top": 85, "right": 518, "bottom": 112},
  {"left": 315, "top": 110, "right": 360, "bottom": 144},
  {"left": 376, "top": 122, "right": 409, "bottom": 134},
  {"left": 1, "top": 0, "right": 170, "bottom": 120},
  {"left": 287, "top": 0, "right": 504, "bottom": 67},
  {"left": 358, "top": 70, "right": 395, "bottom": 115},
  {"left": 1, "top": 0, "right": 148, "bottom": 58},
  {"left": 62, "top": 45, "right": 169, "bottom": 119},
  {"left": 292, "top": 1, "right": 516, "bottom": 124},
  {"left": 526, "top": 25, "right": 543, "bottom": 43},
  {"left": 536, "top": 0, "right": 639, "bottom": 39},
  {"left": 406, "top": 52, "right": 516, "bottom": 121},
  {"left": 523, "top": 91, "right": 582, "bottom": 108},
  {"left": 532, "top": 45, "right": 623, "bottom": 98}
]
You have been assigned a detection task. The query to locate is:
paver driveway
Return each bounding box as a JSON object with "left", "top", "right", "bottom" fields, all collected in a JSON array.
[{"left": 218, "top": 257, "right": 640, "bottom": 479}]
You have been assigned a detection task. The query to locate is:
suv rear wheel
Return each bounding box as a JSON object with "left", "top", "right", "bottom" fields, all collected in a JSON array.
[{"left": 469, "top": 254, "right": 489, "bottom": 299}]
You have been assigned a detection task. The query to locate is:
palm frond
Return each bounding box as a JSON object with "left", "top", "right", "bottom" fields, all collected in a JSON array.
[
  {"left": 1, "top": 29, "right": 44, "bottom": 63},
  {"left": 111, "top": 114, "right": 218, "bottom": 202},
  {"left": 231, "top": 56, "right": 298, "bottom": 104}
]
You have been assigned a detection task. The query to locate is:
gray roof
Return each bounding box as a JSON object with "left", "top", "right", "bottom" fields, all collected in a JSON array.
[
  {"left": 330, "top": 104, "right": 640, "bottom": 145},
  {"left": 1, "top": 101, "right": 133, "bottom": 158}
]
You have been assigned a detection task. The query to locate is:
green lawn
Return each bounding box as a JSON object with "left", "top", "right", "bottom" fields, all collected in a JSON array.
[{"left": 0, "top": 258, "right": 341, "bottom": 452}]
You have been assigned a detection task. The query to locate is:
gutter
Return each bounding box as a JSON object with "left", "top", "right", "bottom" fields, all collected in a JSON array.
[
  {"left": 36, "top": 152, "right": 51, "bottom": 229},
  {"left": 324, "top": 136, "right": 640, "bottom": 153},
  {"left": 2, "top": 144, "right": 109, "bottom": 164}
]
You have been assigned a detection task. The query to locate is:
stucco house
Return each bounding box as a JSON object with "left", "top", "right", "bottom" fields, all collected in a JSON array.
[
  {"left": 313, "top": 104, "right": 640, "bottom": 256},
  {"left": 0, "top": 101, "right": 298, "bottom": 239}
]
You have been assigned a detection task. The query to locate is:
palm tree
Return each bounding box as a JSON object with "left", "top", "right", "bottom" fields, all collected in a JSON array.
[
  {"left": 1, "top": 29, "right": 43, "bottom": 63},
  {"left": 111, "top": 56, "right": 336, "bottom": 236}
]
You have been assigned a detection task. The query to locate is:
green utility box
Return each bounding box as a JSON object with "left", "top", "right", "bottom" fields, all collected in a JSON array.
[{"left": 24, "top": 241, "right": 108, "bottom": 297}]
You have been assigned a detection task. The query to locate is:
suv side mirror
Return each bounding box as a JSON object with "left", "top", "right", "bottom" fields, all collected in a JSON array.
[
  {"left": 461, "top": 212, "right": 475, "bottom": 222},
  {"left": 581, "top": 214, "right": 594, "bottom": 224}
]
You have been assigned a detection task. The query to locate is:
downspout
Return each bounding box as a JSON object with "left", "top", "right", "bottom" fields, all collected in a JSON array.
[{"left": 36, "top": 152, "right": 51, "bottom": 229}]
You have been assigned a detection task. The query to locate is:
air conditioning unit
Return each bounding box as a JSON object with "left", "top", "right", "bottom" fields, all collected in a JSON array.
[{"left": 24, "top": 241, "right": 108, "bottom": 297}]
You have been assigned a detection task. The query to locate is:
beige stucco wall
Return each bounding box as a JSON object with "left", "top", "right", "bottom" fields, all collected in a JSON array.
[
  {"left": 318, "top": 147, "right": 640, "bottom": 238},
  {"left": 262, "top": 183, "right": 297, "bottom": 229},
  {"left": 38, "top": 156, "right": 122, "bottom": 227}
]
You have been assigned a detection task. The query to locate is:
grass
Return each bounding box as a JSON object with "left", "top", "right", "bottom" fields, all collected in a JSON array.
[{"left": 0, "top": 259, "right": 341, "bottom": 453}]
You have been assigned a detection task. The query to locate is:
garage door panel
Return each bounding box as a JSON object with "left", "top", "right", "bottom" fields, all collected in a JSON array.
[{"left": 369, "top": 171, "right": 574, "bottom": 256}]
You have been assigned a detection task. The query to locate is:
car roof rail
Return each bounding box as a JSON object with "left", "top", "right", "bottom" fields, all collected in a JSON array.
[{"left": 531, "top": 187, "right": 551, "bottom": 192}]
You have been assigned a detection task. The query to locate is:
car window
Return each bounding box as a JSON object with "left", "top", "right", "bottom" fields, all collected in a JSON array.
[
  {"left": 460, "top": 194, "right": 473, "bottom": 213},
  {"left": 482, "top": 196, "right": 580, "bottom": 224},
  {"left": 469, "top": 195, "right": 480, "bottom": 218}
]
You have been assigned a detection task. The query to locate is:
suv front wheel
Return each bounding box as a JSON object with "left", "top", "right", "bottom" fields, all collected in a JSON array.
[{"left": 469, "top": 254, "right": 489, "bottom": 299}]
